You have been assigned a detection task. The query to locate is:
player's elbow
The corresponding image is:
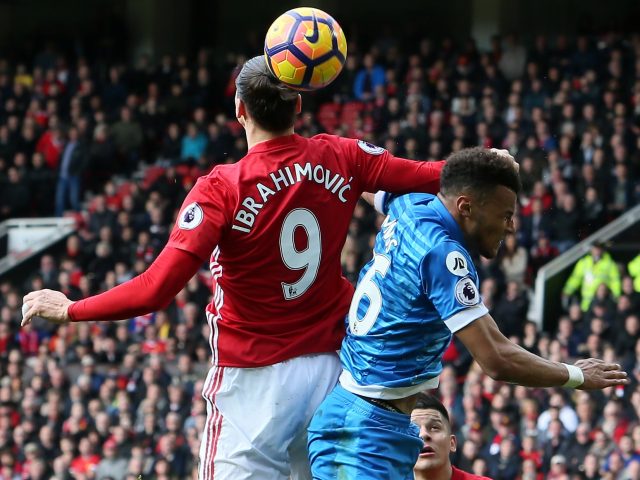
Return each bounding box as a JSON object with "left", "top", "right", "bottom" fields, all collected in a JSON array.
[
  {"left": 479, "top": 355, "right": 510, "bottom": 381},
  {"left": 148, "top": 292, "right": 174, "bottom": 313}
]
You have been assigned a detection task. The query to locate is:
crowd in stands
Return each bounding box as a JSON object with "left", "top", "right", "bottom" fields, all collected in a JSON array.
[{"left": 0, "top": 30, "right": 640, "bottom": 479}]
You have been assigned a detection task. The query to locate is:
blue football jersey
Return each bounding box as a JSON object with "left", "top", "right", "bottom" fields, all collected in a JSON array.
[{"left": 340, "top": 193, "right": 489, "bottom": 399}]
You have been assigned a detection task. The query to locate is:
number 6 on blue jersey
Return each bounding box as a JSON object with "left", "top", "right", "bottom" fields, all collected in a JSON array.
[{"left": 348, "top": 254, "right": 391, "bottom": 335}]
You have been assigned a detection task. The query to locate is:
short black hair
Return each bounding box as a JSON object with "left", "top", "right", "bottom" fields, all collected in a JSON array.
[
  {"left": 440, "top": 147, "right": 521, "bottom": 200},
  {"left": 413, "top": 393, "right": 450, "bottom": 427},
  {"left": 235, "top": 56, "right": 298, "bottom": 133}
]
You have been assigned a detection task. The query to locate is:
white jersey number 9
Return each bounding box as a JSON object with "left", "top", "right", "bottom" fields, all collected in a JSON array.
[
  {"left": 348, "top": 254, "right": 391, "bottom": 335},
  {"left": 280, "top": 208, "right": 322, "bottom": 300}
]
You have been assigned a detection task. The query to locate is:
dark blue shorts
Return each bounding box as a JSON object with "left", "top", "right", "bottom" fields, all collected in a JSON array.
[{"left": 307, "top": 384, "right": 422, "bottom": 479}]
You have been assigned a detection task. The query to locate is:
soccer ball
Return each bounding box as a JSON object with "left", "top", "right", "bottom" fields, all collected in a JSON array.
[{"left": 264, "top": 7, "right": 347, "bottom": 91}]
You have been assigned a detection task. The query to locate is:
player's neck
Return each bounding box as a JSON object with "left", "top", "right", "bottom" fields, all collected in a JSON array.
[
  {"left": 438, "top": 193, "right": 464, "bottom": 225},
  {"left": 415, "top": 464, "right": 453, "bottom": 480},
  {"left": 245, "top": 124, "right": 295, "bottom": 150}
]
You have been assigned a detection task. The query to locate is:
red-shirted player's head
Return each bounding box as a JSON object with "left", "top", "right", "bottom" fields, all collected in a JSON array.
[
  {"left": 411, "top": 394, "right": 457, "bottom": 479},
  {"left": 235, "top": 56, "right": 300, "bottom": 134}
]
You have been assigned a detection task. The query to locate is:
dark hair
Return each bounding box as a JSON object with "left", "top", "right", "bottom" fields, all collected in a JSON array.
[
  {"left": 235, "top": 56, "right": 298, "bottom": 133},
  {"left": 440, "top": 147, "right": 521, "bottom": 200},
  {"left": 413, "top": 393, "right": 450, "bottom": 426}
]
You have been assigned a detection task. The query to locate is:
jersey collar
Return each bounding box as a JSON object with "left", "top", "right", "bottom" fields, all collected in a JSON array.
[
  {"left": 247, "top": 133, "right": 298, "bottom": 154},
  {"left": 432, "top": 196, "right": 467, "bottom": 247}
]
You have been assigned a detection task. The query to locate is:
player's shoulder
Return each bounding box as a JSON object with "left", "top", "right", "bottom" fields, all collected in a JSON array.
[
  {"left": 390, "top": 193, "right": 437, "bottom": 216},
  {"left": 423, "top": 238, "right": 473, "bottom": 276},
  {"left": 391, "top": 195, "right": 450, "bottom": 237},
  {"left": 190, "top": 164, "right": 237, "bottom": 196},
  {"left": 308, "top": 133, "right": 385, "bottom": 155},
  {"left": 307, "top": 133, "right": 347, "bottom": 149},
  {"left": 199, "top": 163, "right": 238, "bottom": 183}
]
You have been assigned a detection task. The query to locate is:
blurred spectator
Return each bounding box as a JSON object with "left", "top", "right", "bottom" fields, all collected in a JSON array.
[
  {"left": 552, "top": 194, "right": 581, "bottom": 253},
  {"left": 521, "top": 198, "right": 553, "bottom": 249},
  {"left": 529, "top": 233, "right": 559, "bottom": 278},
  {"left": 35, "top": 125, "right": 64, "bottom": 170},
  {"left": 353, "top": 53, "right": 385, "bottom": 102},
  {"left": 180, "top": 122, "right": 207, "bottom": 163},
  {"left": 87, "top": 124, "right": 116, "bottom": 193},
  {"left": 0, "top": 167, "right": 30, "bottom": 219},
  {"left": 69, "top": 436, "right": 100, "bottom": 478},
  {"left": 499, "top": 34, "right": 527, "bottom": 81},
  {"left": 487, "top": 435, "right": 521, "bottom": 479},
  {"left": 29, "top": 152, "right": 56, "bottom": 216},
  {"left": 499, "top": 234, "right": 528, "bottom": 284},
  {"left": 95, "top": 436, "right": 128, "bottom": 479},
  {"left": 111, "top": 106, "right": 143, "bottom": 174},
  {"left": 547, "top": 454, "right": 569, "bottom": 480},
  {"left": 492, "top": 281, "right": 529, "bottom": 339},
  {"left": 562, "top": 422, "right": 592, "bottom": 474},
  {"left": 55, "top": 126, "right": 88, "bottom": 216}
]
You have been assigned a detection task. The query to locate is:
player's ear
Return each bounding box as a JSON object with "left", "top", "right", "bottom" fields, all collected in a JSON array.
[
  {"left": 456, "top": 195, "right": 472, "bottom": 218},
  {"left": 235, "top": 95, "right": 247, "bottom": 127},
  {"left": 450, "top": 434, "right": 457, "bottom": 453},
  {"left": 295, "top": 94, "right": 302, "bottom": 114}
]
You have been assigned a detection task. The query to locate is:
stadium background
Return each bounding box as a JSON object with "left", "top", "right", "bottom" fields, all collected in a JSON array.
[{"left": 0, "top": 0, "right": 640, "bottom": 478}]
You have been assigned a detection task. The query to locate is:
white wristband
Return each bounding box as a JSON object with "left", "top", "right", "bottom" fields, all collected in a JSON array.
[
  {"left": 373, "top": 191, "right": 388, "bottom": 215},
  {"left": 562, "top": 363, "right": 584, "bottom": 388}
]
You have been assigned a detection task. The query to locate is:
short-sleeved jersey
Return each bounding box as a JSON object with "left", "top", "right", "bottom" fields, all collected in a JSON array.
[
  {"left": 340, "top": 193, "right": 488, "bottom": 399},
  {"left": 167, "top": 134, "right": 441, "bottom": 367}
]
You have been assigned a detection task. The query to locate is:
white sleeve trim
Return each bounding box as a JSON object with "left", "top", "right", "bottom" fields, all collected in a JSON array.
[
  {"left": 373, "top": 191, "right": 388, "bottom": 214},
  {"left": 444, "top": 303, "right": 488, "bottom": 333}
]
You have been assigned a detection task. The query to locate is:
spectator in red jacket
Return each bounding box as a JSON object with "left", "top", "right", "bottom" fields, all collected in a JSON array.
[
  {"left": 35, "top": 125, "right": 64, "bottom": 170},
  {"left": 69, "top": 436, "right": 101, "bottom": 477}
]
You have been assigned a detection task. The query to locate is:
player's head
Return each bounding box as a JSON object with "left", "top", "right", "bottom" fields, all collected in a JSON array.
[
  {"left": 411, "top": 394, "right": 456, "bottom": 477},
  {"left": 440, "top": 147, "right": 521, "bottom": 258},
  {"left": 235, "top": 56, "right": 301, "bottom": 134}
]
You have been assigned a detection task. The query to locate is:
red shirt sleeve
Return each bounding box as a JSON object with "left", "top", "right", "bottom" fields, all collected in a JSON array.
[
  {"left": 68, "top": 246, "right": 202, "bottom": 322},
  {"left": 340, "top": 137, "right": 445, "bottom": 194},
  {"left": 166, "top": 170, "right": 234, "bottom": 261}
]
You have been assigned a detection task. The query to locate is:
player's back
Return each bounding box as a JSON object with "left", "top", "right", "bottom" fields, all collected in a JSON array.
[
  {"left": 340, "top": 193, "right": 484, "bottom": 399},
  {"left": 205, "top": 134, "right": 366, "bottom": 367}
]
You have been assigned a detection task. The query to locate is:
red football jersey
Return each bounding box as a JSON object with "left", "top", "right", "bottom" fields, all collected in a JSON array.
[
  {"left": 451, "top": 466, "right": 493, "bottom": 480},
  {"left": 168, "top": 133, "right": 443, "bottom": 367}
]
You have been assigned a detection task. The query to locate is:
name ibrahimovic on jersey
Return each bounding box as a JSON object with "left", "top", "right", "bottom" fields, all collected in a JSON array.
[{"left": 232, "top": 162, "right": 354, "bottom": 233}]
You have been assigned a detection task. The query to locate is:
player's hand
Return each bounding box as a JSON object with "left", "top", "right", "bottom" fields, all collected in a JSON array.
[
  {"left": 21, "top": 289, "right": 73, "bottom": 327},
  {"left": 490, "top": 148, "right": 519, "bottom": 173},
  {"left": 575, "top": 358, "right": 628, "bottom": 390},
  {"left": 361, "top": 192, "right": 375, "bottom": 207}
]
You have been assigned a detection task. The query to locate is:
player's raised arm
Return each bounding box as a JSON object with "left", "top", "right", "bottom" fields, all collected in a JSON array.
[
  {"left": 361, "top": 148, "right": 520, "bottom": 215},
  {"left": 22, "top": 173, "right": 231, "bottom": 327},
  {"left": 22, "top": 246, "right": 202, "bottom": 326},
  {"left": 340, "top": 137, "right": 445, "bottom": 195},
  {"left": 455, "top": 314, "right": 628, "bottom": 390}
]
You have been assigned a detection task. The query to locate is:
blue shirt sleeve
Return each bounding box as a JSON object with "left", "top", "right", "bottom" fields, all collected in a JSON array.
[{"left": 419, "top": 241, "right": 488, "bottom": 333}]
